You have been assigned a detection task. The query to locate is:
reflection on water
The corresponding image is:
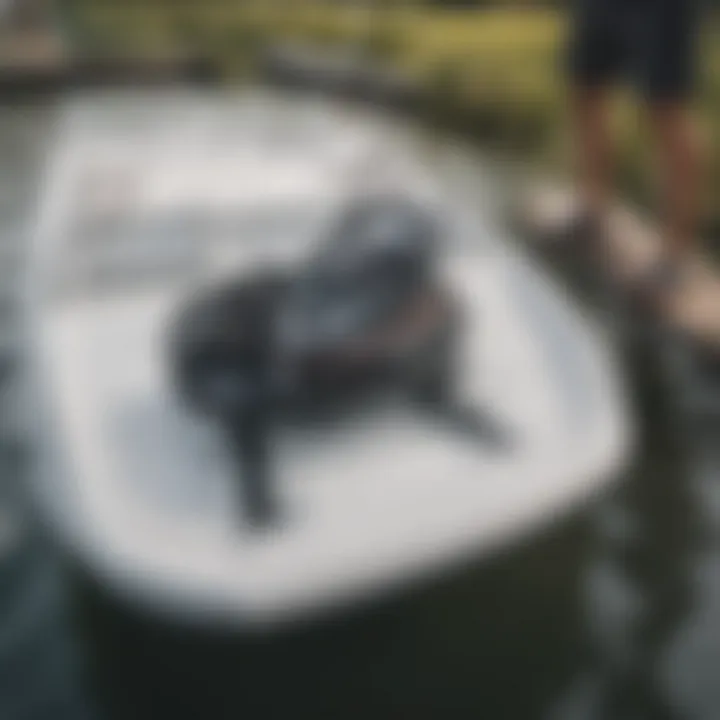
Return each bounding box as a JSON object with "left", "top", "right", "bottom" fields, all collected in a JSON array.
[
  {"left": 0, "top": 103, "right": 96, "bottom": 720},
  {"left": 1, "top": 94, "right": 719, "bottom": 720},
  {"left": 552, "top": 343, "right": 706, "bottom": 720}
]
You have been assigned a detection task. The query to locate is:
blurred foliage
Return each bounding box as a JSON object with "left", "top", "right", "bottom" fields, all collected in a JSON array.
[{"left": 63, "top": 1, "right": 720, "bottom": 230}]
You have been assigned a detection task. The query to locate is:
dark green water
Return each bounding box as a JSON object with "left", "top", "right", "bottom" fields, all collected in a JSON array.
[
  {"left": 1, "top": 98, "right": 719, "bottom": 720},
  {"left": 0, "top": 102, "right": 96, "bottom": 720}
]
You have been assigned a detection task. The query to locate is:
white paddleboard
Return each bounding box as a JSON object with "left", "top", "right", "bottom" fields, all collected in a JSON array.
[{"left": 25, "top": 89, "right": 632, "bottom": 627}]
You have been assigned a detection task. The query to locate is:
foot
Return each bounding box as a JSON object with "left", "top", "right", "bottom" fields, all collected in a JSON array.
[
  {"left": 629, "top": 256, "right": 690, "bottom": 318},
  {"left": 550, "top": 207, "right": 608, "bottom": 269}
]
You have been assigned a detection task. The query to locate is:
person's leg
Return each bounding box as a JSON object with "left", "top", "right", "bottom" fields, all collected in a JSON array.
[
  {"left": 636, "top": 0, "right": 702, "bottom": 291},
  {"left": 566, "top": 0, "right": 625, "bottom": 229},
  {"left": 571, "top": 85, "right": 615, "bottom": 222},
  {"left": 648, "top": 102, "right": 702, "bottom": 265}
]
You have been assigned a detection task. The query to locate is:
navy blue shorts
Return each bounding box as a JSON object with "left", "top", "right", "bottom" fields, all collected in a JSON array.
[{"left": 568, "top": 0, "right": 700, "bottom": 101}]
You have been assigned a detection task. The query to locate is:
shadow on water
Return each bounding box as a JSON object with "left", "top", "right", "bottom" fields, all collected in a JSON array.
[
  {"left": 77, "top": 506, "right": 592, "bottom": 720},
  {"left": 548, "top": 257, "right": 720, "bottom": 720}
]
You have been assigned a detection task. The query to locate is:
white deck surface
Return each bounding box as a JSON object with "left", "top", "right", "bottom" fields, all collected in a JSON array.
[{"left": 26, "top": 89, "right": 632, "bottom": 625}]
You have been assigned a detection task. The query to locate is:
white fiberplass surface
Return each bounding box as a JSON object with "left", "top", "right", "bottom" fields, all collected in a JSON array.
[{"left": 26, "top": 89, "right": 632, "bottom": 626}]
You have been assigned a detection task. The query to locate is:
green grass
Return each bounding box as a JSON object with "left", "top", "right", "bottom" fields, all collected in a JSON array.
[{"left": 65, "top": 2, "right": 720, "bottom": 228}]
